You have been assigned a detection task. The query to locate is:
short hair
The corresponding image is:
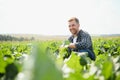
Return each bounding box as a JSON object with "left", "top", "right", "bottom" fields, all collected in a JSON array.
[{"left": 68, "top": 17, "right": 79, "bottom": 24}]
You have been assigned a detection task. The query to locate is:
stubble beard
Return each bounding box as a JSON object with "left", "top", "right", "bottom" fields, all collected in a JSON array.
[{"left": 70, "top": 29, "right": 79, "bottom": 36}]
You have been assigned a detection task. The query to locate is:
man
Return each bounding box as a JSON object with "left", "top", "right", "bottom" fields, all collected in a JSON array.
[{"left": 67, "top": 17, "right": 96, "bottom": 60}]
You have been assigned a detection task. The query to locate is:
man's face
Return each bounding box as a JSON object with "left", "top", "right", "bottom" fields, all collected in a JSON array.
[{"left": 68, "top": 20, "right": 79, "bottom": 35}]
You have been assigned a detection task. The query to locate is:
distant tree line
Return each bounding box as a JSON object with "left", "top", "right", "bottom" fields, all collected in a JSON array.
[{"left": 0, "top": 35, "right": 35, "bottom": 41}]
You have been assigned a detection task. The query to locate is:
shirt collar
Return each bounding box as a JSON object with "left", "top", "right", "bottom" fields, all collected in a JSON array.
[{"left": 71, "top": 29, "right": 82, "bottom": 39}]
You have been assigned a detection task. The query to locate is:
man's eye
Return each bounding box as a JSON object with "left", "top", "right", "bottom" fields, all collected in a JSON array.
[{"left": 69, "top": 24, "right": 75, "bottom": 27}]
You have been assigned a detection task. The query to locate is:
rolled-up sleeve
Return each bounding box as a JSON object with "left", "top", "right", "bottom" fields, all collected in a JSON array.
[{"left": 75, "top": 33, "right": 92, "bottom": 49}]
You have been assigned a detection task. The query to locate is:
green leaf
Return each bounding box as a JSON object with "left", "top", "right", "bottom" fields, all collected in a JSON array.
[
  {"left": 33, "top": 44, "right": 63, "bottom": 80},
  {"left": 102, "top": 58, "right": 113, "bottom": 79}
]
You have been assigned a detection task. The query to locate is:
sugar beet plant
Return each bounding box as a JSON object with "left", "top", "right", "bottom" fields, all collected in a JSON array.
[
  {"left": 0, "top": 42, "right": 32, "bottom": 80},
  {"left": 0, "top": 37, "right": 120, "bottom": 80}
]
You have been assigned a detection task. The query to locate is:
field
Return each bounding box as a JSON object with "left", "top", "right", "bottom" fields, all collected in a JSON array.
[{"left": 0, "top": 37, "right": 120, "bottom": 80}]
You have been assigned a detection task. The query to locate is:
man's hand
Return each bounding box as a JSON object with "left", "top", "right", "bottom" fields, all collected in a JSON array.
[{"left": 68, "top": 43, "right": 76, "bottom": 49}]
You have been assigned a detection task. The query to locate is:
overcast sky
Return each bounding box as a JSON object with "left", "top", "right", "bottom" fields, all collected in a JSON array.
[{"left": 0, "top": 0, "right": 120, "bottom": 35}]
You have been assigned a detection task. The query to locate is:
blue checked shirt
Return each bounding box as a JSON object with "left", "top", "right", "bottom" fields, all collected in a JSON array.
[{"left": 68, "top": 30, "right": 94, "bottom": 52}]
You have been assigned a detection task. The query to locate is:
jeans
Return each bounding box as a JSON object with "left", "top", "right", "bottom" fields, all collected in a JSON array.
[{"left": 79, "top": 49, "right": 96, "bottom": 61}]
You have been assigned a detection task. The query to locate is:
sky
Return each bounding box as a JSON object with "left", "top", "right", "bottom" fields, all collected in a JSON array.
[{"left": 0, "top": 0, "right": 120, "bottom": 35}]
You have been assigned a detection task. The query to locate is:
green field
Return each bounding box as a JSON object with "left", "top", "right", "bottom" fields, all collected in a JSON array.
[{"left": 0, "top": 37, "right": 120, "bottom": 80}]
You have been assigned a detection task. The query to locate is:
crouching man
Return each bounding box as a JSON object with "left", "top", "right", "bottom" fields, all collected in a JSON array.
[{"left": 67, "top": 17, "right": 96, "bottom": 61}]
